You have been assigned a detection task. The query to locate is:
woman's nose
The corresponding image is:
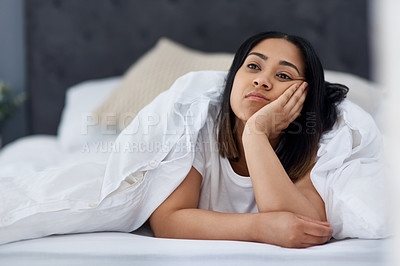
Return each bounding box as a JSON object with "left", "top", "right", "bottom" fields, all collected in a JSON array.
[{"left": 253, "top": 76, "right": 271, "bottom": 90}]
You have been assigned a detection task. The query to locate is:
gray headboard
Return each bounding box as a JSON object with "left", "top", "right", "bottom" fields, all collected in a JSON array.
[{"left": 25, "top": 0, "right": 370, "bottom": 135}]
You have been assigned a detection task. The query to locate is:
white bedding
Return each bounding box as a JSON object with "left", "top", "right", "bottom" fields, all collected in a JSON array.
[
  {"left": 0, "top": 134, "right": 391, "bottom": 266},
  {"left": 0, "top": 224, "right": 391, "bottom": 266},
  {"left": 0, "top": 72, "right": 392, "bottom": 265},
  {"left": 0, "top": 135, "right": 111, "bottom": 177}
]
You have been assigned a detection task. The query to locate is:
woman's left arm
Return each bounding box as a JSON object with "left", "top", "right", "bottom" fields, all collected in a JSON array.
[{"left": 243, "top": 82, "right": 325, "bottom": 221}]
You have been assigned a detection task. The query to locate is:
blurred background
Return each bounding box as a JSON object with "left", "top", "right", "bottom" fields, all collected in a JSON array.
[
  {"left": 0, "top": 0, "right": 374, "bottom": 146},
  {"left": 373, "top": 0, "right": 400, "bottom": 265},
  {"left": 0, "top": 0, "right": 26, "bottom": 145}
]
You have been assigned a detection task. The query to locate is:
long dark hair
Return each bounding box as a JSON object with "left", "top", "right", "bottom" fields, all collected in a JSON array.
[{"left": 216, "top": 31, "right": 348, "bottom": 182}]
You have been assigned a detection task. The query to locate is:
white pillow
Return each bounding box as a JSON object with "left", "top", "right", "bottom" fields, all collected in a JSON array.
[
  {"left": 325, "top": 70, "right": 383, "bottom": 116},
  {"left": 57, "top": 77, "right": 122, "bottom": 152},
  {"left": 93, "top": 38, "right": 234, "bottom": 130}
]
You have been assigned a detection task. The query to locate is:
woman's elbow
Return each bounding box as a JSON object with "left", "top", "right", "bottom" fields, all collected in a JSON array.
[{"left": 149, "top": 211, "right": 170, "bottom": 238}]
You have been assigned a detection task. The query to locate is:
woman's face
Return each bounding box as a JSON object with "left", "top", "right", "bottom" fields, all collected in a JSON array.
[{"left": 230, "top": 38, "right": 305, "bottom": 124}]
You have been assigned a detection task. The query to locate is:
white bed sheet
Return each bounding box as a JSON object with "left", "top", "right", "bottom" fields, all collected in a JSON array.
[{"left": 0, "top": 223, "right": 390, "bottom": 266}]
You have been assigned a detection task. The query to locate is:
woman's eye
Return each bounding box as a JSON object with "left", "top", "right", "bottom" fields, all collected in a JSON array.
[
  {"left": 277, "top": 73, "right": 292, "bottom": 80},
  {"left": 247, "top": 64, "right": 260, "bottom": 70}
]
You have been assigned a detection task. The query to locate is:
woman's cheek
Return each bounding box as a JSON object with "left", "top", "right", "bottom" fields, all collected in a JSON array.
[{"left": 231, "top": 99, "right": 246, "bottom": 121}]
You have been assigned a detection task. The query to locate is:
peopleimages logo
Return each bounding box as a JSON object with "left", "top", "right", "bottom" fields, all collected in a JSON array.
[
  {"left": 80, "top": 140, "right": 204, "bottom": 154},
  {"left": 78, "top": 110, "right": 318, "bottom": 154},
  {"left": 305, "top": 112, "right": 317, "bottom": 134},
  {"left": 80, "top": 111, "right": 210, "bottom": 136},
  {"left": 80, "top": 112, "right": 136, "bottom": 135}
]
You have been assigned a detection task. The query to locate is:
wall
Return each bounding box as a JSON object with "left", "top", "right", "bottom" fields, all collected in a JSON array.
[{"left": 0, "top": 0, "right": 27, "bottom": 146}]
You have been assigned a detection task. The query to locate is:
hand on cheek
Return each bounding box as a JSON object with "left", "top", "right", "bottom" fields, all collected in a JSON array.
[{"left": 245, "top": 81, "right": 308, "bottom": 138}]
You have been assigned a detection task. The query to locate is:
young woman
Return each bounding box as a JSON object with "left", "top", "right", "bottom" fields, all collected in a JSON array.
[{"left": 149, "top": 31, "right": 369, "bottom": 248}]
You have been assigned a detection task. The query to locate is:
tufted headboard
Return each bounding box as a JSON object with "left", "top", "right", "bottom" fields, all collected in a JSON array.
[{"left": 25, "top": 0, "right": 370, "bottom": 135}]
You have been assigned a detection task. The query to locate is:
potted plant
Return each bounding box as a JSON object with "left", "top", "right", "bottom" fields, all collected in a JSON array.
[{"left": 0, "top": 81, "right": 25, "bottom": 148}]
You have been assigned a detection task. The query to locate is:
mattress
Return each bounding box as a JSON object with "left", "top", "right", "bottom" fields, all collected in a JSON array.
[{"left": 0, "top": 222, "right": 391, "bottom": 266}]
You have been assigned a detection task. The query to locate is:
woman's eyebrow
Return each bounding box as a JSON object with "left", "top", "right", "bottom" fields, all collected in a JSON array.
[
  {"left": 279, "top": 60, "right": 300, "bottom": 74},
  {"left": 248, "top": 52, "right": 267, "bottom": 60},
  {"left": 248, "top": 52, "right": 300, "bottom": 74}
]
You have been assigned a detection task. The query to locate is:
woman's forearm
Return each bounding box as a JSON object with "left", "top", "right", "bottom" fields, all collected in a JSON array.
[
  {"left": 151, "top": 208, "right": 258, "bottom": 242},
  {"left": 150, "top": 208, "right": 332, "bottom": 248},
  {"left": 242, "top": 126, "right": 322, "bottom": 220}
]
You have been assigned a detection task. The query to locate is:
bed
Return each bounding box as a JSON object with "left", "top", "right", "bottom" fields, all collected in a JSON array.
[{"left": 0, "top": 0, "right": 392, "bottom": 265}]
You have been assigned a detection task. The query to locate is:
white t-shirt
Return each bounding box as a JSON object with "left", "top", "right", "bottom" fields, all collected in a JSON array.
[{"left": 192, "top": 105, "right": 258, "bottom": 214}]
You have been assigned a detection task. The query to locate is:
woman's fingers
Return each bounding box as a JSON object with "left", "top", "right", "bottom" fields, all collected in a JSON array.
[
  {"left": 276, "top": 82, "right": 301, "bottom": 107},
  {"left": 248, "top": 81, "right": 308, "bottom": 136},
  {"left": 302, "top": 221, "right": 333, "bottom": 237},
  {"left": 297, "top": 215, "right": 333, "bottom": 241},
  {"left": 273, "top": 81, "right": 307, "bottom": 127},
  {"left": 298, "top": 216, "right": 333, "bottom": 246},
  {"left": 285, "top": 81, "right": 308, "bottom": 111},
  {"left": 257, "top": 212, "right": 332, "bottom": 248},
  {"left": 286, "top": 82, "right": 308, "bottom": 123},
  {"left": 296, "top": 214, "right": 331, "bottom": 226},
  {"left": 301, "top": 233, "right": 332, "bottom": 246}
]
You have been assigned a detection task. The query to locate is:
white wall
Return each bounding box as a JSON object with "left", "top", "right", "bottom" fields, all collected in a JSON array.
[
  {"left": 0, "top": 0, "right": 27, "bottom": 144},
  {"left": 371, "top": 0, "right": 400, "bottom": 265}
]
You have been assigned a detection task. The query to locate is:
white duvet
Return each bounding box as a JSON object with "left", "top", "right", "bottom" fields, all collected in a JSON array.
[{"left": 0, "top": 71, "right": 389, "bottom": 245}]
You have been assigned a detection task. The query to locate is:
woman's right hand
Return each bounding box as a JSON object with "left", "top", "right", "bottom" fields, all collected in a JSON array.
[
  {"left": 254, "top": 211, "right": 333, "bottom": 248},
  {"left": 244, "top": 81, "right": 308, "bottom": 139}
]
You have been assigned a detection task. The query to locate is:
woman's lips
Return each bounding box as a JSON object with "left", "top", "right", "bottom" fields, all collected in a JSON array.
[{"left": 245, "top": 92, "right": 269, "bottom": 102}]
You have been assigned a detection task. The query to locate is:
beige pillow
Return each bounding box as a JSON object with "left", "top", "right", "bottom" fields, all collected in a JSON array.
[{"left": 94, "top": 38, "right": 234, "bottom": 129}]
